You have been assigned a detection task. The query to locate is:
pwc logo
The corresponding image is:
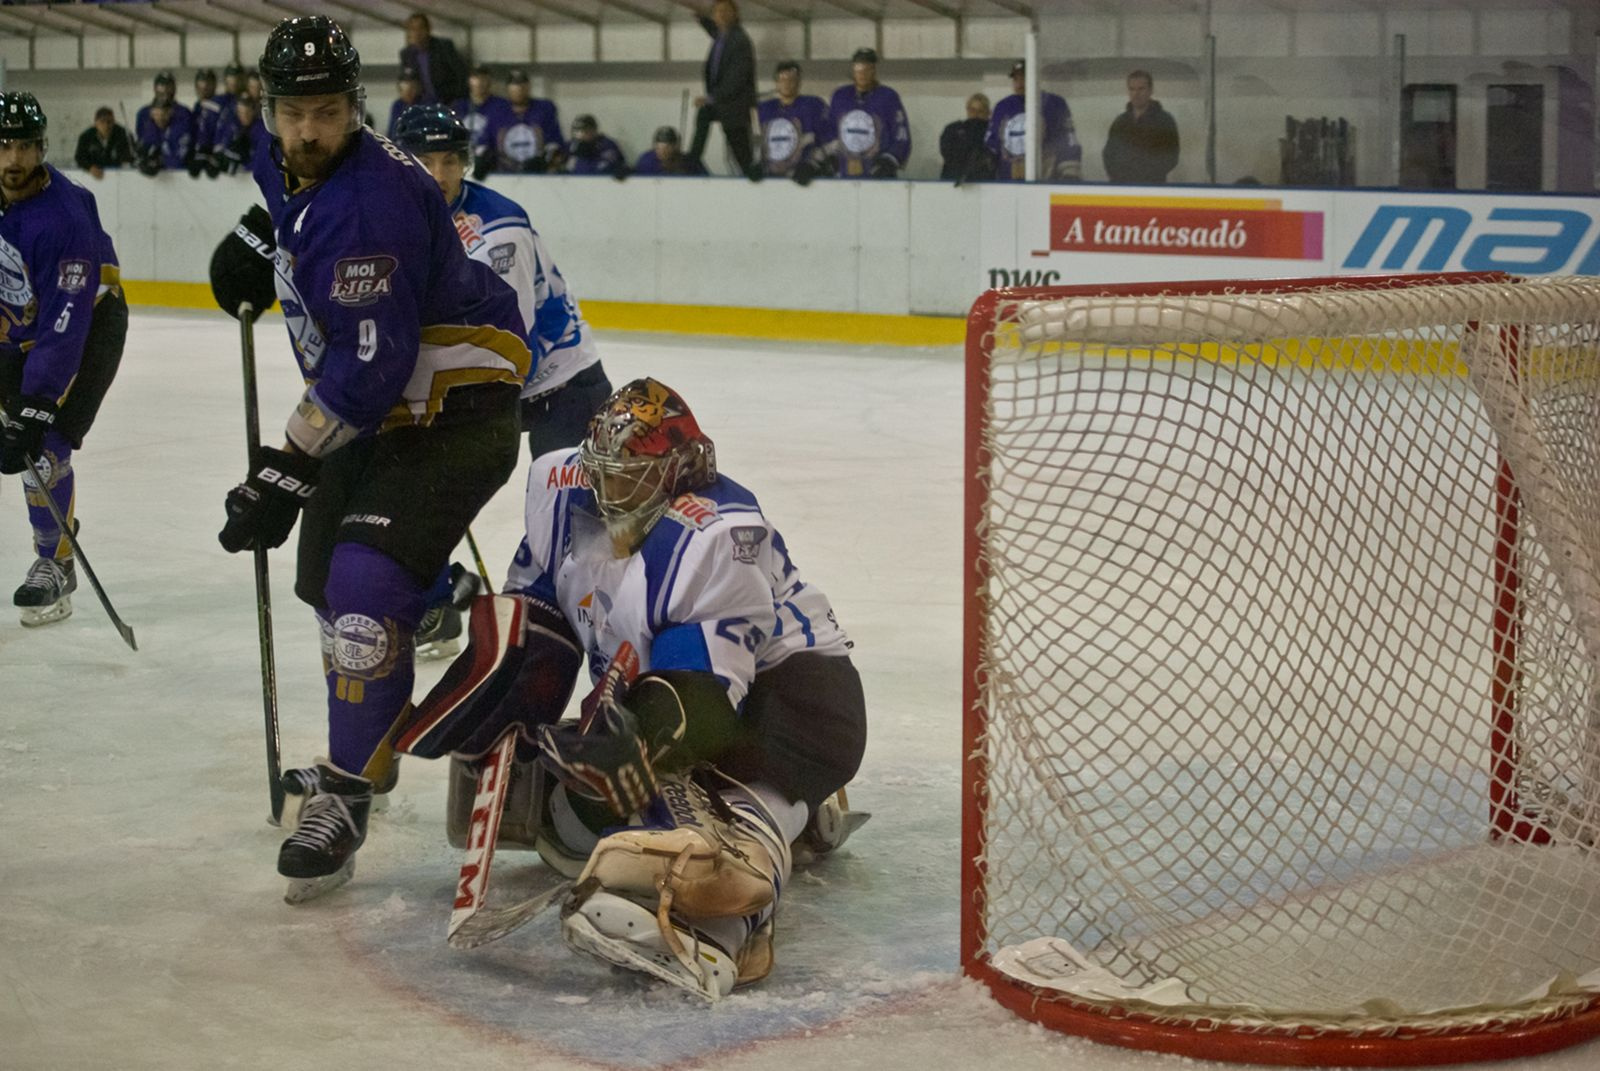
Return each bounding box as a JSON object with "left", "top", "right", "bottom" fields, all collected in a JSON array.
[{"left": 1342, "top": 205, "right": 1600, "bottom": 275}]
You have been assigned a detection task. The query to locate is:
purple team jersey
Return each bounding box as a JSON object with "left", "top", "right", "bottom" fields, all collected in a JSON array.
[
  {"left": 135, "top": 102, "right": 194, "bottom": 170},
  {"left": 252, "top": 130, "right": 529, "bottom": 435},
  {"left": 986, "top": 91, "right": 1082, "bottom": 181},
  {"left": 450, "top": 95, "right": 511, "bottom": 161},
  {"left": 826, "top": 83, "right": 910, "bottom": 177},
  {"left": 0, "top": 164, "right": 120, "bottom": 402},
  {"left": 564, "top": 135, "right": 624, "bottom": 176},
  {"left": 482, "top": 99, "right": 562, "bottom": 172},
  {"left": 756, "top": 95, "right": 832, "bottom": 177}
]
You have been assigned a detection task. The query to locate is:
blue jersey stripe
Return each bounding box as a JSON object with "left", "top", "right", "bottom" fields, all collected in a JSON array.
[{"left": 651, "top": 622, "right": 714, "bottom": 673}]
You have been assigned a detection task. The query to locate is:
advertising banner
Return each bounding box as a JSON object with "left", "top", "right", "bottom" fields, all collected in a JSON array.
[{"left": 980, "top": 186, "right": 1600, "bottom": 291}]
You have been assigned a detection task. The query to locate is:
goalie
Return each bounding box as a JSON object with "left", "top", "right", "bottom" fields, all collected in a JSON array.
[{"left": 402, "top": 378, "right": 866, "bottom": 998}]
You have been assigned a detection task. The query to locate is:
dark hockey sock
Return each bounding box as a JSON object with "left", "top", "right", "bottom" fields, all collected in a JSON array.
[
  {"left": 22, "top": 436, "right": 74, "bottom": 560},
  {"left": 322, "top": 542, "right": 427, "bottom": 773}
]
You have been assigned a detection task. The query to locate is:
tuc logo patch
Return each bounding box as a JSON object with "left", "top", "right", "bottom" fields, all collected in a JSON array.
[{"left": 329, "top": 255, "right": 398, "bottom": 307}]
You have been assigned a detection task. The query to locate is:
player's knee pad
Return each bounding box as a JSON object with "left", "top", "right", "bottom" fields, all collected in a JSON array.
[{"left": 577, "top": 770, "right": 790, "bottom": 920}]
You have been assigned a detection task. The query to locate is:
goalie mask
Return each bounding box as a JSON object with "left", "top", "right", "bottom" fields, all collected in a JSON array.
[{"left": 580, "top": 378, "right": 717, "bottom": 554}]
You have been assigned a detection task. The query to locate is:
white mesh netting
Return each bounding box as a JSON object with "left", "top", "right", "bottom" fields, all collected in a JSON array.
[{"left": 970, "top": 276, "right": 1600, "bottom": 1031}]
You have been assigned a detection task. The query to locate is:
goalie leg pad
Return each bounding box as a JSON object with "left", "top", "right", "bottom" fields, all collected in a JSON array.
[{"left": 576, "top": 772, "right": 788, "bottom": 919}]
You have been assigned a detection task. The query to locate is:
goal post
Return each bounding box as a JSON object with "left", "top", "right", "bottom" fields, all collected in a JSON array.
[{"left": 962, "top": 272, "right": 1600, "bottom": 1065}]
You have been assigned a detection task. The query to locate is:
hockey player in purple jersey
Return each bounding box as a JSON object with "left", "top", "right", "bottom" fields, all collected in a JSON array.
[
  {"left": 449, "top": 64, "right": 510, "bottom": 178},
  {"left": 135, "top": 98, "right": 193, "bottom": 175},
  {"left": 209, "top": 16, "right": 530, "bottom": 903},
  {"left": 986, "top": 60, "right": 1082, "bottom": 182},
  {"left": 480, "top": 69, "right": 561, "bottom": 176},
  {"left": 0, "top": 93, "right": 128, "bottom": 628},
  {"left": 564, "top": 114, "right": 626, "bottom": 177},
  {"left": 757, "top": 60, "right": 833, "bottom": 182},
  {"left": 211, "top": 94, "right": 270, "bottom": 176},
  {"left": 189, "top": 68, "right": 224, "bottom": 177},
  {"left": 826, "top": 48, "right": 911, "bottom": 179},
  {"left": 631, "top": 126, "right": 706, "bottom": 176}
]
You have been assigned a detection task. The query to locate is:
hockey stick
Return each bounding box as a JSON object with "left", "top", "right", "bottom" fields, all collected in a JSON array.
[
  {"left": 464, "top": 526, "right": 492, "bottom": 588},
  {"left": 16, "top": 449, "right": 137, "bottom": 651},
  {"left": 447, "top": 642, "right": 639, "bottom": 949},
  {"left": 235, "top": 302, "right": 284, "bottom": 826}
]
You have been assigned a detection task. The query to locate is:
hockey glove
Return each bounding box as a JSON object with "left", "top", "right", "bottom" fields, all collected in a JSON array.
[
  {"left": 539, "top": 701, "right": 660, "bottom": 818},
  {"left": 218, "top": 445, "right": 318, "bottom": 553},
  {"left": 791, "top": 159, "right": 819, "bottom": 187},
  {"left": 0, "top": 396, "right": 58, "bottom": 475},
  {"left": 869, "top": 154, "right": 900, "bottom": 179},
  {"left": 209, "top": 204, "right": 277, "bottom": 323},
  {"left": 186, "top": 154, "right": 205, "bottom": 179},
  {"left": 745, "top": 161, "right": 764, "bottom": 183}
]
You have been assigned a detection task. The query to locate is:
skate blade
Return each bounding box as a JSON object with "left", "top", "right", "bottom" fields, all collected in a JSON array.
[
  {"left": 415, "top": 636, "right": 461, "bottom": 662},
  {"left": 19, "top": 596, "right": 73, "bottom": 628},
  {"left": 283, "top": 858, "right": 355, "bottom": 905},
  {"left": 560, "top": 905, "right": 730, "bottom": 1001}
]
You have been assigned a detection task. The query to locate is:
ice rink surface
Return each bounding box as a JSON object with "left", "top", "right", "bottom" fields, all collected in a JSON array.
[{"left": 4, "top": 309, "right": 1600, "bottom": 1071}]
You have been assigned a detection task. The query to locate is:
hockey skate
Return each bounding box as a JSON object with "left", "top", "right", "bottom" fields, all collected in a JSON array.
[
  {"left": 415, "top": 604, "right": 463, "bottom": 661},
  {"left": 561, "top": 885, "right": 765, "bottom": 1001},
  {"left": 792, "top": 789, "right": 871, "bottom": 865},
  {"left": 278, "top": 763, "right": 371, "bottom": 904},
  {"left": 280, "top": 755, "right": 399, "bottom": 829},
  {"left": 14, "top": 556, "right": 75, "bottom": 628}
]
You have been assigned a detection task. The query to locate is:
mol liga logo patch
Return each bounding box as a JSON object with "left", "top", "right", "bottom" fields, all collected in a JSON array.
[{"left": 329, "top": 254, "right": 398, "bottom": 307}]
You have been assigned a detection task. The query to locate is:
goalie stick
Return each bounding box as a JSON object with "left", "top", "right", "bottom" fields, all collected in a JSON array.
[{"left": 447, "top": 642, "right": 640, "bottom": 949}]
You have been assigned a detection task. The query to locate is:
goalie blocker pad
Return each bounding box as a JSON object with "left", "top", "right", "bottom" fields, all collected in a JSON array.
[{"left": 397, "top": 593, "right": 582, "bottom": 760}]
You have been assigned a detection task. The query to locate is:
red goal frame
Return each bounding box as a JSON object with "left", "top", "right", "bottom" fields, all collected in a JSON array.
[{"left": 959, "top": 273, "right": 1600, "bottom": 1066}]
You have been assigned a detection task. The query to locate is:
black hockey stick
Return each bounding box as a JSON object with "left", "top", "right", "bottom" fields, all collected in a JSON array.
[
  {"left": 18, "top": 450, "right": 137, "bottom": 651},
  {"left": 235, "top": 302, "right": 285, "bottom": 826}
]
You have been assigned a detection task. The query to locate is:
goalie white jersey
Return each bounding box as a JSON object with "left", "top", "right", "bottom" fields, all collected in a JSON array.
[{"left": 504, "top": 449, "right": 851, "bottom": 706}]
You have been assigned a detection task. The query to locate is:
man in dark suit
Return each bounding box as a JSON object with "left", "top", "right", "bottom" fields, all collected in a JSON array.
[
  {"left": 399, "top": 12, "right": 468, "bottom": 107},
  {"left": 688, "top": 0, "right": 756, "bottom": 177}
]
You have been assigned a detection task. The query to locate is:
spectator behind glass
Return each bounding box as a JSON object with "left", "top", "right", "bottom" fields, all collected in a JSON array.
[
  {"left": 388, "top": 67, "right": 423, "bottom": 139},
  {"left": 75, "top": 106, "right": 135, "bottom": 179},
  {"left": 688, "top": 0, "right": 757, "bottom": 178},
  {"left": 987, "top": 60, "right": 1082, "bottom": 183},
  {"left": 1103, "top": 68, "right": 1180, "bottom": 184},
  {"left": 939, "top": 93, "right": 991, "bottom": 184},
  {"left": 400, "top": 11, "right": 468, "bottom": 107},
  {"left": 758, "top": 59, "right": 832, "bottom": 183},
  {"left": 190, "top": 67, "right": 224, "bottom": 178},
  {"left": 826, "top": 47, "right": 911, "bottom": 179},
  {"left": 564, "top": 114, "right": 626, "bottom": 177},
  {"left": 632, "top": 126, "right": 707, "bottom": 177}
]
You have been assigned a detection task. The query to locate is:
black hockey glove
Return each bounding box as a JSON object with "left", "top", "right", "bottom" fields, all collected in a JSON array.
[
  {"left": 745, "top": 161, "right": 764, "bottom": 183},
  {"left": 539, "top": 701, "right": 660, "bottom": 818},
  {"left": 869, "top": 153, "right": 900, "bottom": 179},
  {"left": 136, "top": 150, "right": 162, "bottom": 177},
  {"left": 791, "top": 159, "right": 819, "bottom": 187},
  {"left": 186, "top": 154, "right": 205, "bottom": 179},
  {"left": 209, "top": 205, "right": 277, "bottom": 323},
  {"left": 218, "top": 446, "right": 319, "bottom": 553},
  {"left": 0, "top": 395, "right": 58, "bottom": 475}
]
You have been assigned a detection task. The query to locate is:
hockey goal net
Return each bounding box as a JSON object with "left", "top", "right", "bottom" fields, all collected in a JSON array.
[{"left": 962, "top": 272, "right": 1600, "bottom": 1065}]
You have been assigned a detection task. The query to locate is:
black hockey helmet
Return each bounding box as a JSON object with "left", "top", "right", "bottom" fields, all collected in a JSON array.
[
  {"left": 394, "top": 103, "right": 469, "bottom": 159},
  {"left": 259, "top": 15, "right": 361, "bottom": 98},
  {"left": 258, "top": 15, "right": 364, "bottom": 135},
  {"left": 0, "top": 92, "right": 47, "bottom": 149}
]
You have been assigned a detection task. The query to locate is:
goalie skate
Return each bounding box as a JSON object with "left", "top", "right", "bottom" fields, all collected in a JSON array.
[
  {"left": 14, "top": 556, "right": 75, "bottom": 628},
  {"left": 561, "top": 886, "right": 745, "bottom": 1001}
]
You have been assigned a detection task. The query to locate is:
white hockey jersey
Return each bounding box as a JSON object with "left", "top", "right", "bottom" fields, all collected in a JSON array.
[
  {"left": 447, "top": 180, "right": 600, "bottom": 399},
  {"left": 504, "top": 449, "right": 852, "bottom": 709}
]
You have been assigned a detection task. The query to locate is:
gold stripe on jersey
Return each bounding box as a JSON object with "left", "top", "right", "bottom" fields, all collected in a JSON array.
[
  {"left": 378, "top": 367, "right": 522, "bottom": 431},
  {"left": 420, "top": 323, "right": 533, "bottom": 380},
  {"left": 96, "top": 262, "right": 122, "bottom": 301}
]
